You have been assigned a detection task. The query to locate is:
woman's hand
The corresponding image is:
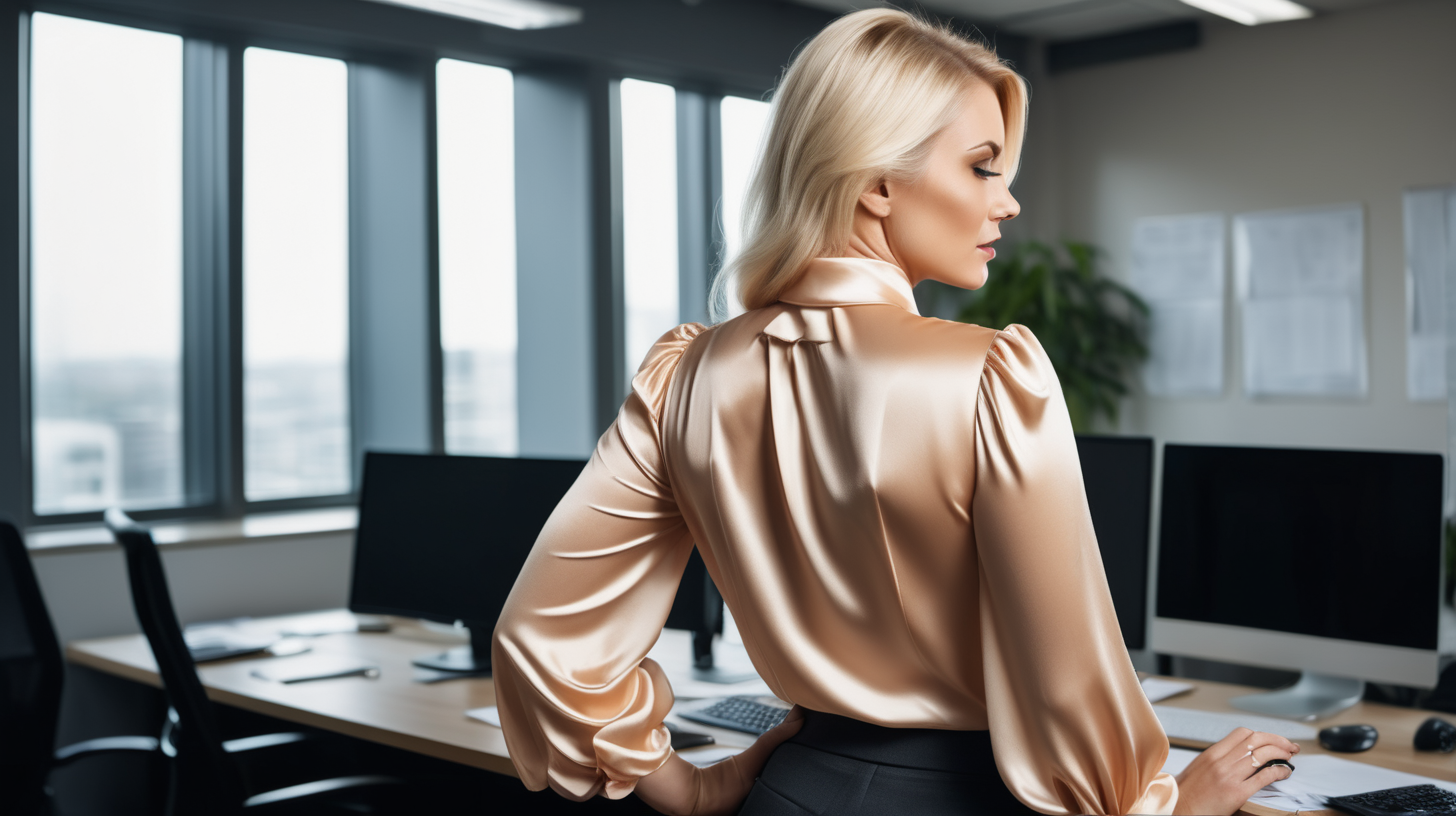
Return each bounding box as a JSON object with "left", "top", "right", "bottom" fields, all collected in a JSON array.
[
  {"left": 1172, "top": 728, "right": 1299, "bottom": 816},
  {"left": 634, "top": 706, "right": 805, "bottom": 816}
]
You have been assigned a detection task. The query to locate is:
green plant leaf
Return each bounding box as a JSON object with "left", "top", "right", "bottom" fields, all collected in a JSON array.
[{"left": 955, "top": 239, "right": 1148, "bottom": 433}]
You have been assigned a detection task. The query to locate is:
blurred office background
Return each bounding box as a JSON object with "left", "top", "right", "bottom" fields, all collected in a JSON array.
[{"left": 1, "top": 0, "right": 1451, "bottom": 810}]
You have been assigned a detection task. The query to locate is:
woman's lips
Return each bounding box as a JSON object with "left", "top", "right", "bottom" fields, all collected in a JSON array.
[{"left": 979, "top": 244, "right": 996, "bottom": 259}]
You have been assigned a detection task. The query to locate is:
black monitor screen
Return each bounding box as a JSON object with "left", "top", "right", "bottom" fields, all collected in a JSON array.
[
  {"left": 350, "top": 453, "right": 587, "bottom": 628},
  {"left": 1077, "top": 435, "right": 1153, "bottom": 651},
  {"left": 1157, "top": 444, "right": 1443, "bottom": 651}
]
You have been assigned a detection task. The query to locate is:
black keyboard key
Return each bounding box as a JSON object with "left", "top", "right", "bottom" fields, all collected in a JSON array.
[
  {"left": 1328, "top": 784, "right": 1456, "bottom": 816},
  {"left": 679, "top": 696, "right": 790, "bottom": 735}
]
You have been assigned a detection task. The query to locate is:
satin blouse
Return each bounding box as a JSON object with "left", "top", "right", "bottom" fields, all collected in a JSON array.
[{"left": 491, "top": 257, "right": 1178, "bottom": 815}]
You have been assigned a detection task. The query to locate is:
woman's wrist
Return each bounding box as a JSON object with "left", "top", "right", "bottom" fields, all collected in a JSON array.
[{"left": 634, "top": 751, "right": 702, "bottom": 816}]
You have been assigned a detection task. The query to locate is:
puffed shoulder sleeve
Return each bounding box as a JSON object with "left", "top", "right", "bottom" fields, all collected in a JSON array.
[
  {"left": 491, "top": 323, "right": 707, "bottom": 802},
  {"left": 972, "top": 326, "right": 1178, "bottom": 816}
]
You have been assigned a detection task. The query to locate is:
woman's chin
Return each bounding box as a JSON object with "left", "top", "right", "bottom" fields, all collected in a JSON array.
[{"left": 954, "top": 266, "right": 989, "bottom": 290}]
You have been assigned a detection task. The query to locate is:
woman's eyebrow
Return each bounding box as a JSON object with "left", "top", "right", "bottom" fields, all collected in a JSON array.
[{"left": 966, "top": 141, "right": 1002, "bottom": 158}]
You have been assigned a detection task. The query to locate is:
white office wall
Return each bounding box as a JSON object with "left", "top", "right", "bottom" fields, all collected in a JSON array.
[
  {"left": 1020, "top": 0, "right": 1455, "bottom": 453},
  {"left": 31, "top": 533, "right": 354, "bottom": 643}
]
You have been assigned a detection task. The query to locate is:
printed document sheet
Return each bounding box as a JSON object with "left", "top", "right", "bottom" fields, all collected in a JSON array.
[
  {"left": 1130, "top": 213, "right": 1225, "bottom": 397},
  {"left": 1235, "top": 204, "right": 1367, "bottom": 397}
]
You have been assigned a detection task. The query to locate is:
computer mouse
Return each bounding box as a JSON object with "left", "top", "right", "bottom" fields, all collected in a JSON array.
[
  {"left": 1319, "top": 724, "right": 1378, "bottom": 753},
  {"left": 1256, "top": 759, "right": 1295, "bottom": 773},
  {"left": 1415, "top": 717, "right": 1456, "bottom": 752}
]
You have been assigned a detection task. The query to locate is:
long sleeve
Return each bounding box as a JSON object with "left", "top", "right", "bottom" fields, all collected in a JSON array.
[
  {"left": 972, "top": 326, "right": 1178, "bottom": 816},
  {"left": 491, "top": 322, "right": 707, "bottom": 801}
]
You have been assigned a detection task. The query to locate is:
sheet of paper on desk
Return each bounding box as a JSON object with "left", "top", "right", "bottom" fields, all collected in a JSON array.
[
  {"left": 466, "top": 705, "right": 501, "bottom": 727},
  {"left": 1250, "top": 754, "right": 1456, "bottom": 812},
  {"left": 1141, "top": 677, "right": 1195, "bottom": 702},
  {"left": 1163, "top": 747, "right": 1200, "bottom": 776}
]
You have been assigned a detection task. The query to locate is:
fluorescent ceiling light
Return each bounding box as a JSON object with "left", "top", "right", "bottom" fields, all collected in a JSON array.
[
  {"left": 1178, "top": 0, "right": 1313, "bottom": 25},
  {"left": 363, "top": 0, "right": 582, "bottom": 30}
]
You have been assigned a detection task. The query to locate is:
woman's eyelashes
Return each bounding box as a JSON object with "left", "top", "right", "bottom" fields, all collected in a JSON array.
[{"left": 973, "top": 165, "right": 1001, "bottom": 179}]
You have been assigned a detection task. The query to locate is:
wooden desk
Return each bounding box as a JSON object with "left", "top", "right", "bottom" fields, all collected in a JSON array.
[
  {"left": 68, "top": 613, "right": 1456, "bottom": 815},
  {"left": 67, "top": 613, "right": 518, "bottom": 777},
  {"left": 1154, "top": 676, "right": 1456, "bottom": 815},
  {"left": 1156, "top": 677, "right": 1456, "bottom": 782}
]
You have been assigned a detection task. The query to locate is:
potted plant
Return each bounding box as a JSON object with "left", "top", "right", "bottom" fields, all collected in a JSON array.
[{"left": 952, "top": 240, "right": 1149, "bottom": 433}]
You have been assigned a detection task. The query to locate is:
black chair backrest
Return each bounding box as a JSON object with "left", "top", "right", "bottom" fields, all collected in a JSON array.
[
  {"left": 0, "top": 520, "right": 64, "bottom": 813},
  {"left": 105, "top": 509, "right": 245, "bottom": 814}
]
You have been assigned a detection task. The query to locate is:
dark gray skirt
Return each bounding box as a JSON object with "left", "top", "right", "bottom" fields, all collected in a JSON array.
[{"left": 737, "top": 710, "right": 1039, "bottom": 816}]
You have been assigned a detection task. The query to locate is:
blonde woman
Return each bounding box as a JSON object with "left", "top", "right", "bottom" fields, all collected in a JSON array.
[{"left": 492, "top": 9, "right": 1297, "bottom": 815}]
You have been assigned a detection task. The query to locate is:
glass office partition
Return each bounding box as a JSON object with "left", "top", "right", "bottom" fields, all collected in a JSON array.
[
  {"left": 29, "top": 13, "right": 184, "bottom": 514},
  {"left": 242, "top": 48, "right": 351, "bottom": 501},
  {"left": 437, "top": 59, "right": 518, "bottom": 456},
  {"left": 620, "top": 78, "right": 679, "bottom": 380}
]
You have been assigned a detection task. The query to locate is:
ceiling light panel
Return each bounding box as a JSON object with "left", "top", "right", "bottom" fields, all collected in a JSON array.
[
  {"left": 362, "top": 0, "right": 582, "bottom": 30},
  {"left": 1178, "top": 0, "right": 1313, "bottom": 25}
]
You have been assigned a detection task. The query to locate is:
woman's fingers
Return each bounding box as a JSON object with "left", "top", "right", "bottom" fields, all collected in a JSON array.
[
  {"left": 1244, "top": 746, "right": 1294, "bottom": 774},
  {"left": 1207, "top": 727, "right": 1256, "bottom": 759},
  {"left": 1241, "top": 760, "right": 1295, "bottom": 795},
  {"left": 1211, "top": 728, "right": 1300, "bottom": 760}
]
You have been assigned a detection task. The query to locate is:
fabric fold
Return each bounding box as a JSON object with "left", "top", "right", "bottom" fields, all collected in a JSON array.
[
  {"left": 492, "top": 323, "right": 706, "bottom": 801},
  {"left": 493, "top": 259, "right": 1177, "bottom": 814}
]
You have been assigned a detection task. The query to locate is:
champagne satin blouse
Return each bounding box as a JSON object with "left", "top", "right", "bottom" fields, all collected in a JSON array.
[{"left": 491, "top": 257, "right": 1178, "bottom": 815}]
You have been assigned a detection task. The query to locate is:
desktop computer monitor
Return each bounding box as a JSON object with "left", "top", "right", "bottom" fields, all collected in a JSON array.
[
  {"left": 350, "top": 452, "right": 725, "bottom": 674},
  {"left": 1076, "top": 435, "right": 1154, "bottom": 651},
  {"left": 1151, "top": 443, "right": 1444, "bottom": 719}
]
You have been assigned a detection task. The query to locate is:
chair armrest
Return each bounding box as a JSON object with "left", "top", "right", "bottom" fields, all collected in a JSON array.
[
  {"left": 53, "top": 735, "right": 160, "bottom": 767},
  {"left": 222, "top": 732, "right": 310, "bottom": 754},
  {"left": 242, "top": 775, "right": 404, "bottom": 809}
]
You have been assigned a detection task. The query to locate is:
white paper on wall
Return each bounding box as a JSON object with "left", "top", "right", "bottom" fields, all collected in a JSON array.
[
  {"left": 1129, "top": 213, "right": 1225, "bottom": 397},
  {"left": 1405, "top": 187, "right": 1454, "bottom": 401},
  {"left": 1235, "top": 204, "right": 1367, "bottom": 397}
]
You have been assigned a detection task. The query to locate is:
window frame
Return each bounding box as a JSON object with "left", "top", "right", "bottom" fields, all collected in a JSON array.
[
  {"left": 2, "top": 0, "right": 802, "bottom": 533},
  {"left": 11, "top": 10, "right": 413, "bottom": 527}
]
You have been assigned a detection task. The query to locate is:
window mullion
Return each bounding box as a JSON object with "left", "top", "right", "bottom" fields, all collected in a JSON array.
[
  {"left": 591, "top": 73, "right": 624, "bottom": 435},
  {"left": 675, "top": 89, "right": 710, "bottom": 327},
  {"left": 3, "top": 11, "right": 34, "bottom": 527},
  {"left": 182, "top": 39, "right": 239, "bottom": 516}
]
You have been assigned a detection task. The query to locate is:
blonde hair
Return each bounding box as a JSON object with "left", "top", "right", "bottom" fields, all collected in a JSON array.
[{"left": 711, "top": 8, "right": 1028, "bottom": 320}]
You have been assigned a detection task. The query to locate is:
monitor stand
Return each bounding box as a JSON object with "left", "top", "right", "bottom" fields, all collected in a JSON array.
[
  {"left": 1229, "top": 672, "right": 1365, "bottom": 721},
  {"left": 412, "top": 623, "right": 491, "bottom": 674},
  {"left": 689, "top": 628, "right": 759, "bottom": 684}
]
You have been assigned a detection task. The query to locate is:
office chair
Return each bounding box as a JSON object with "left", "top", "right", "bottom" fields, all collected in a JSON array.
[
  {"left": 0, "top": 519, "right": 162, "bottom": 816},
  {"left": 104, "top": 509, "right": 405, "bottom": 816}
]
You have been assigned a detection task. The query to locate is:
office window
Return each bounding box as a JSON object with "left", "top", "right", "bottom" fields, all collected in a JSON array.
[
  {"left": 243, "top": 48, "right": 351, "bottom": 501},
  {"left": 29, "top": 14, "right": 184, "bottom": 514},
  {"left": 437, "top": 59, "right": 517, "bottom": 456},
  {"left": 620, "top": 79, "right": 679, "bottom": 378},
  {"left": 720, "top": 96, "right": 771, "bottom": 263}
]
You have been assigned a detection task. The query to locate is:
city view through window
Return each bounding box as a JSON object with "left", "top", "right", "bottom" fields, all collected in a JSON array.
[
  {"left": 438, "top": 59, "right": 518, "bottom": 456},
  {"left": 242, "top": 47, "right": 352, "bottom": 501},
  {"left": 30, "top": 13, "right": 184, "bottom": 514}
]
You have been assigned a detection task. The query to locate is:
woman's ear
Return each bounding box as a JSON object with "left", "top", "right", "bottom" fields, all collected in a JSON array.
[{"left": 858, "top": 180, "right": 892, "bottom": 218}]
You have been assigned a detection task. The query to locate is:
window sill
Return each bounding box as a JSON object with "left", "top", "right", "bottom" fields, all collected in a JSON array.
[{"left": 25, "top": 507, "right": 358, "bottom": 556}]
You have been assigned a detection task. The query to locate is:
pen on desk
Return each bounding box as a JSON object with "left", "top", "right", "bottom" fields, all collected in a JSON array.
[{"left": 280, "top": 666, "right": 380, "bottom": 684}]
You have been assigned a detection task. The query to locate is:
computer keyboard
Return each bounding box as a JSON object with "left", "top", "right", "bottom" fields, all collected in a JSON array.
[
  {"left": 1327, "top": 784, "right": 1456, "bottom": 816},
  {"left": 680, "top": 696, "right": 790, "bottom": 735},
  {"left": 1152, "top": 705, "right": 1319, "bottom": 743}
]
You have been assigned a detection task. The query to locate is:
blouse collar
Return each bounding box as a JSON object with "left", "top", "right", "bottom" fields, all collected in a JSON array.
[{"left": 777, "top": 257, "right": 921, "bottom": 316}]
